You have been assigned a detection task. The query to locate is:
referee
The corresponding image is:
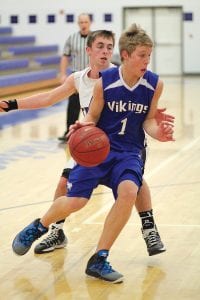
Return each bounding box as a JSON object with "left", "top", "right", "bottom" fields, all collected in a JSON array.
[{"left": 58, "top": 13, "right": 91, "bottom": 141}]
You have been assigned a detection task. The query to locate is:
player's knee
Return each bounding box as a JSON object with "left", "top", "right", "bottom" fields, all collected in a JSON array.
[
  {"left": 61, "top": 168, "right": 71, "bottom": 179},
  {"left": 125, "top": 190, "right": 137, "bottom": 204},
  {"left": 118, "top": 189, "right": 137, "bottom": 207},
  {"left": 67, "top": 197, "right": 87, "bottom": 212}
]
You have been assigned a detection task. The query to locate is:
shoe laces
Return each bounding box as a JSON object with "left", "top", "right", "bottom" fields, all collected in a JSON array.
[
  {"left": 20, "top": 227, "right": 44, "bottom": 246},
  {"left": 145, "top": 230, "right": 160, "bottom": 247},
  {"left": 95, "top": 257, "right": 114, "bottom": 275},
  {"left": 40, "top": 226, "right": 60, "bottom": 246}
]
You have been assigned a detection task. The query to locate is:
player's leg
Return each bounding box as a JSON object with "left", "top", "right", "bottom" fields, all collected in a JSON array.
[
  {"left": 12, "top": 195, "right": 88, "bottom": 256},
  {"left": 135, "top": 147, "right": 166, "bottom": 256},
  {"left": 86, "top": 155, "right": 142, "bottom": 284},
  {"left": 12, "top": 166, "right": 97, "bottom": 256},
  {"left": 135, "top": 180, "right": 166, "bottom": 256},
  {"left": 86, "top": 178, "right": 138, "bottom": 283},
  {"left": 58, "top": 93, "right": 80, "bottom": 142},
  {"left": 34, "top": 170, "right": 69, "bottom": 254},
  {"left": 34, "top": 159, "right": 75, "bottom": 254}
]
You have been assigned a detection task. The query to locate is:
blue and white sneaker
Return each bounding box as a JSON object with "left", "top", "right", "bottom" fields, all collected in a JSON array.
[
  {"left": 85, "top": 250, "right": 123, "bottom": 283},
  {"left": 12, "top": 218, "right": 48, "bottom": 255}
]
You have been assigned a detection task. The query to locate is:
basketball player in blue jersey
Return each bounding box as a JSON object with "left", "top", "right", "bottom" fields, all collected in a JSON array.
[
  {"left": 2, "top": 27, "right": 174, "bottom": 283},
  {"left": 0, "top": 30, "right": 173, "bottom": 259}
]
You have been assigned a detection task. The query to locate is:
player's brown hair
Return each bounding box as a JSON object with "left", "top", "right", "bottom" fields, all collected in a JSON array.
[{"left": 87, "top": 30, "right": 115, "bottom": 48}]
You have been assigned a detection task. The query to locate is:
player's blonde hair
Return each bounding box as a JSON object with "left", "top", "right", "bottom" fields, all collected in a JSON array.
[{"left": 119, "top": 24, "right": 153, "bottom": 61}]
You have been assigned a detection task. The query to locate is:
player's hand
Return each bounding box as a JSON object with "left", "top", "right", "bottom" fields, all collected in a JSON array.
[
  {"left": 0, "top": 101, "right": 9, "bottom": 112},
  {"left": 156, "top": 121, "right": 175, "bottom": 142},
  {"left": 67, "top": 120, "right": 95, "bottom": 139},
  {"left": 155, "top": 108, "right": 175, "bottom": 125}
]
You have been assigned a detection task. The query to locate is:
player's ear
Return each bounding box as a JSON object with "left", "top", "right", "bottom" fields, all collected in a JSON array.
[
  {"left": 121, "top": 49, "right": 129, "bottom": 60},
  {"left": 86, "top": 46, "right": 91, "bottom": 56}
]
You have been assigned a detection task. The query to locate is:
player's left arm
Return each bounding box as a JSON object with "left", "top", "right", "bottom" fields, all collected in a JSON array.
[{"left": 143, "top": 79, "right": 175, "bottom": 142}]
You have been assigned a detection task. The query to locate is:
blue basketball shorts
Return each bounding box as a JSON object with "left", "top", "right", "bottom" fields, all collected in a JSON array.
[{"left": 67, "top": 149, "right": 144, "bottom": 200}]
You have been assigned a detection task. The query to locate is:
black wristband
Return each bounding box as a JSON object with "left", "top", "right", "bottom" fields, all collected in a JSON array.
[{"left": 2, "top": 99, "right": 18, "bottom": 112}]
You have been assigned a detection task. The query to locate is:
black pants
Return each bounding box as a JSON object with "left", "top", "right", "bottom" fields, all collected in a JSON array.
[{"left": 66, "top": 93, "right": 80, "bottom": 133}]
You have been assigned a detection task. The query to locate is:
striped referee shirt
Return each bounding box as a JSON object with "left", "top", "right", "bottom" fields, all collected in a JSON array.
[{"left": 63, "top": 31, "right": 90, "bottom": 72}]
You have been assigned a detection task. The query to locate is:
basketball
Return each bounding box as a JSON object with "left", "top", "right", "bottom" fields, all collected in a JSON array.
[{"left": 68, "top": 126, "right": 110, "bottom": 167}]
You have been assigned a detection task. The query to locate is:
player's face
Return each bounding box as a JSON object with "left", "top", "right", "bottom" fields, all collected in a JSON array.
[
  {"left": 88, "top": 37, "right": 114, "bottom": 69},
  {"left": 123, "top": 45, "right": 152, "bottom": 77}
]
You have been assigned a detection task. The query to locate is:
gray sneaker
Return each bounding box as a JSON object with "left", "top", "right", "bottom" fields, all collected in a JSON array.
[
  {"left": 85, "top": 250, "right": 123, "bottom": 283},
  {"left": 142, "top": 226, "right": 166, "bottom": 256},
  {"left": 34, "top": 224, "right": 68, "bottom": 254}
]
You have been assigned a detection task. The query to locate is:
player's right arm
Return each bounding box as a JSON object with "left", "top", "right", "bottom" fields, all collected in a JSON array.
[{"left": 0, "top": 74, "right": 77, "bottom": 112}]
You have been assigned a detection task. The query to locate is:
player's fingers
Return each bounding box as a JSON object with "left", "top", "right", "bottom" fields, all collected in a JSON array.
[
  {"left": 67, "top": 127, "right": 80, "bottom": 139},
  {"left": 162, "top": 135, "right": 175, "bottom": 142},
  {"left": 157, "top": 108, "right": 166, "bottom": 113},
  {"left": 166, "top": 135, "right": 175, "bottom": 141},
  {"left": 165, "top": 115, "right": 175, "bottom": 123},
  {"left": 0, "top": 102, "right": 9, "bottom": 112},
  {"left": 78, "top": 121, "right": 95, "bottom": 127},
  {"left": 160, "top": 121, "right": 174, "bottom": 129},
  {"left": 164, "top": 126, "right": 174, "bottom": 133}
]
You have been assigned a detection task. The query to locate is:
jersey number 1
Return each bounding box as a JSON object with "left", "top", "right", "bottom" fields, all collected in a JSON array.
[{"left": 118, "top": 118, "right": 127, "bottom": 135}]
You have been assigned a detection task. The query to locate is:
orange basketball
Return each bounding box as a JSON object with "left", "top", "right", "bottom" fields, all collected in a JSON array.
[{"left": 68, "top": 126, "right": 110, "bottom": 167}]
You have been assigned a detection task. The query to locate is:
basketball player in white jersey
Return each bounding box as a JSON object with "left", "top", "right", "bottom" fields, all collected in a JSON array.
[{"left": 0, "top": 30, "right": 173, "bottom": 261}]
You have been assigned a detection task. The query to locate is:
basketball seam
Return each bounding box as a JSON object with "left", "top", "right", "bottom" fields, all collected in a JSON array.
[{"left": 70, "top": 133, "right": 109, "bottom": 151}]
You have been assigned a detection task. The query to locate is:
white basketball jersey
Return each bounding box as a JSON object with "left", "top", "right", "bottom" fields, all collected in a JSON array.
[{"left": 74, "top": 64, "right": 115, "bottom": 113}]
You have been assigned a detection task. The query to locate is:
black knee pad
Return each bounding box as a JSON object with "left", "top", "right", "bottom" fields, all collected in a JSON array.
[{"left": 61, "top": 168, "right": 71, "bottom": 179}]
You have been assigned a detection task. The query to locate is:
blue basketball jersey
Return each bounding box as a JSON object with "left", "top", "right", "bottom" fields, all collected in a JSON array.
[{"left": 97, "top": 66, "right": 159, "bottom": 152}]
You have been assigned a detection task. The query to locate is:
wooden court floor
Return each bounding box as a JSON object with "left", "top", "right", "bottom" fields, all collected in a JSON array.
[{"left": 0, "top": 76, "right": 200, "bottom": 300}]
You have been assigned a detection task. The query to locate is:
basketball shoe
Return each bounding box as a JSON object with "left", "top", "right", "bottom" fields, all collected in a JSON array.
[
  {"left": 58, "top": 131, "right": 68, "bottom": 142},
  {"left": 12, "top": 218, "right": 48, "bottom": 255},
  {"left": 142, "top": 225, "right": 166, "bottom": 256},
  {"left": 34, "top": 223, "right": 68, "bottom": 254},
  {"left": 85, "top": 250, "right": 123, "bottom": 283}
]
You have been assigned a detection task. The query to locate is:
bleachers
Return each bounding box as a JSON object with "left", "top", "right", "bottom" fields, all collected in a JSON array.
[
  {"left": 0, "top": 69, "right": 60, "bottom": 97},
  {"left": 1, "top": 44, "right": 59, "bottom": 59},
  {"left": 0, "top": 58, "right": 29, "bottom": 72},
  {"left": 0, "top": 36, "right": 36, "bottom": 48},
  {"left": 0, "top": 27, "right": 12, "bottom": 35},
  {"left": 0, "top": 69, "right": 58, "bottom": 87},
  {"left": 30, "top": 55, "right": 61, "bottom": 71},
  {"left": 0, "top": 26, "right": 61, "bottom": 97},
  {"left": 34, "top": 55, "right": 61, "bottom": 66},
  {"left": 0, "top": 55, "right": 61, "bottom": 75}
]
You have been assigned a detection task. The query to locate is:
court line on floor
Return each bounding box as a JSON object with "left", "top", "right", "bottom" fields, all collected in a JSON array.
[
  {"left": 83, "top": 222, "right": 200, "bottom": 227},
  {"left": 83, "top": 136, "right": 200, "bottom": 225},
  {"left": 145, "top": 136, "right": 200, "bottom": 180}
]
